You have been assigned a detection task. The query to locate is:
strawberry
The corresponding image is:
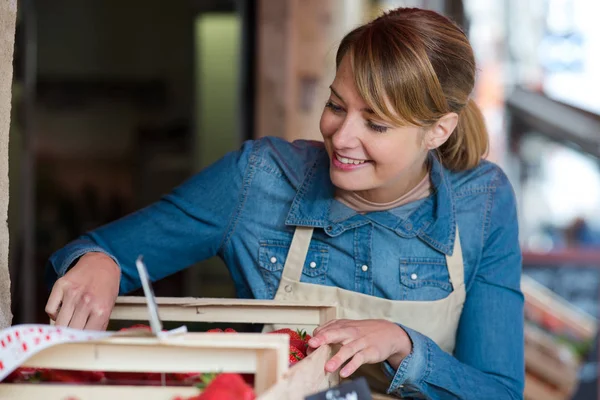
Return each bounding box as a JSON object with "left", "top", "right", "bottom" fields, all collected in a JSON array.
[
  {"left": 104, "top": 371, "right": 158, "bottom": 383},
  {"left": 3, "top": 367, "right": 44, "bottom": 383},
  {"left": 168, "top": 372, "right": 203, "bottom": 383},
  {"left": 269, "top": 328, "right": 301, "bottom": 340},
  {"left": 289, "top": 345, "right": 305, "bottom": 365},
  {"left": 206, "top": 328, "right": 223, "bottom": 333},
  {"left": 42, "top": 369, "right": 105, "bottom": 383},
  {"left": 270, "top": 328, "right": 311, "bottom": 355},
  {"left": 224, "top": 328, "right": 237, "bottom": 333},
  {"left": 119, "top": 324, "right": 152, "bottom": 332},
  {"left": 174, "top": 373, "right": 256, "bottom": 400}
]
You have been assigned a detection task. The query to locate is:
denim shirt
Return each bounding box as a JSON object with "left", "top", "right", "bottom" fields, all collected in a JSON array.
[{"left": 47, "top": 137, "right": 525, "bottom": 399}]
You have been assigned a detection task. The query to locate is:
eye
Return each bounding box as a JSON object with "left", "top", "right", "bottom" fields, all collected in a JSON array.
[
  {"left": 325, "top": 100, "right": 345, "bottom": 114},
  {"left": 366, "top": 120, "right": 388, "bottom": 133}
]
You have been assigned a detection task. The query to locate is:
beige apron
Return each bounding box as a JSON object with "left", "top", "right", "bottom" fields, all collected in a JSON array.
[{"left": 270, "top": 226, "right": 466, "bottom": 396}]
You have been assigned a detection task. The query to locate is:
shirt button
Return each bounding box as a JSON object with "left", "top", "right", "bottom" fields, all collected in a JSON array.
[
  {"left": 309, "top": 261, "right": 317, "bottom": 268},
  {"left": 405, "top": 222, "right": 413, "bottom": 231},
  {"left": 284, "top": 285, "right": 293, "bottom": 293},
  {"left": 361, "top": 265, "right": 368, "bottom": 272},
  {"left": 270, "top": 257, "right": 277, "bottom": 264},
  {"left": 410, "top": 273, "right": 418, "bottom": 280}
]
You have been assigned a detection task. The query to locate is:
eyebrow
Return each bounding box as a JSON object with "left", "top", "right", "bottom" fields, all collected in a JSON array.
[{"left": 329, "top": 85, "right": 375, "bottom": 114}]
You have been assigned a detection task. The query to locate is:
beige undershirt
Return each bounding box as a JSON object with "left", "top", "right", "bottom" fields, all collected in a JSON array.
[{"left": 335, "top": 173, "right": 432, "bottom": 212}]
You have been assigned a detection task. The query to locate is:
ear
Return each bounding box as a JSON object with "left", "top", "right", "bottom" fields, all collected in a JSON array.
[{"left": 424, "top": 112, "right": 458, "bottom": 150}]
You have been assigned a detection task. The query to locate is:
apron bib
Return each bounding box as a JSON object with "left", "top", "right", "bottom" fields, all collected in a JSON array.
[{"left": 268, "top": 226, "right": 466, "bottom": 397}]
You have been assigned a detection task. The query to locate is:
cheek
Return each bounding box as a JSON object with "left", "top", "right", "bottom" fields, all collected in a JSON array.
[{"left": 369, "top": 140, "right": 419, "bottom": 169}]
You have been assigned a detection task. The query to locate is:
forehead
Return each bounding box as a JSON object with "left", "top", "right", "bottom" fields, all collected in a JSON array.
[{"left": 331, "top": 55, "right": 363, "bottom": 102}]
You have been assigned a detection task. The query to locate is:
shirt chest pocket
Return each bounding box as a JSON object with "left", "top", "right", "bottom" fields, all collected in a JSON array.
[
  {"left": 399, "top": 257, "right": 453, "bottom": 301},
  {"left": 258, "top": 239, "right": 329, "bottom": 298}
]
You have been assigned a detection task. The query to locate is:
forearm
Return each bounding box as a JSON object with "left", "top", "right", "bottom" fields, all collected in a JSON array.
[{"left": 384, "top": 326, "right": 522, "bottom": 399}]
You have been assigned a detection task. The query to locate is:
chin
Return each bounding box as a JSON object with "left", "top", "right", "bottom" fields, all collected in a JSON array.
[{"left": 330, "top": 170, "right": 372, "bottom": 192}]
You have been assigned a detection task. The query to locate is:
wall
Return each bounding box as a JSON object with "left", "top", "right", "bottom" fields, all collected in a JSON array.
[
  {"left": 0, "top": 0, "right": 16, "bottom": 328},
  {"left": 186, "top": 13, "right": 241, "bottom": 298},
  {"left": 195, "top": 14, "right": 240, "bottom": 169}
]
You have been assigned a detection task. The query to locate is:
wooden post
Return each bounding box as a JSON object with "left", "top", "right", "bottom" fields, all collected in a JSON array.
[
  {"left": 0, "top": 0, "right": 17, "bottom": 329},
  {"left": 255, "top": 0, "right": 367, "bottom": 142}
]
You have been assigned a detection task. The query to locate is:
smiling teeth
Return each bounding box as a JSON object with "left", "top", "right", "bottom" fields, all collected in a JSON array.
[{"left": 336, "top": 154, "right": 365, "bottom": 165}]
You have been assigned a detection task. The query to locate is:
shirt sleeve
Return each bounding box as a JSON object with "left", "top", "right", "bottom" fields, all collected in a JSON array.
[
  {"left": 384, "top": 171, "right": 525, "bottom": 399},
  {"left": 46, "top": 140, "right": 258, "bottom": 295}
]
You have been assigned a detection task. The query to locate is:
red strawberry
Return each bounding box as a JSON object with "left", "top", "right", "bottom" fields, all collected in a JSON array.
[
  {"left": 206, "top": 328, "right": 223, "bottom": 333},
  {"left": 3, "top": 367, "right": 44, "bottom": 383},
  {"left": 224, "top": 328, "right": 237, "bottom": 333},
  {"left": 199, "top": 373, "right": 255, "bottom": 400},
  {"left": 119, "top": 324, "right": 152, "bottom": 332},
  {"left": 104, "top": 371, "right": 160, "bottom": 383},
  {"left": 269, "top": 328, "right": 302, "bottom": 340},
  {"left": 270, "top": 328, "right": 311, "bottom": 355},
  {"left": 270, "top": 328, "right": 311, "bottom": 342},
  {"left": 42, "top": 369, "right": 105, "bottom": 383},
  {"left": 289, "top": 339, "right": 307, "bottom": 355},
  {"left": 168, "top": 372, "right": 203, "bottom": 383},
  {"left": 289, "top": 345, "right": 305, "bottom": 365}
]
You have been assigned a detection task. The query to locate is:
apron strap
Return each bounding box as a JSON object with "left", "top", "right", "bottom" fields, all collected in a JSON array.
[
  {"left": 280, "top": 226, "right": 315, "bottom": 283},
  {"left": 446, "top": 227, "right": 465, "bottom": 289}
]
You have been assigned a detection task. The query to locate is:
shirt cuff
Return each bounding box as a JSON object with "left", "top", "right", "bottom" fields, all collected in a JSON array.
[
  {"left": 384, "top": 324, "right": 432, "bottom": 396},
  {"left": 49, "top": 237, "right": 120, "bottom": 277}
]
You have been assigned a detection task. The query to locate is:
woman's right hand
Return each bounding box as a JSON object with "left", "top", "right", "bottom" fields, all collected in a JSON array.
[{"left": 45, "top": 252, "right": 121, "bottom": 330}]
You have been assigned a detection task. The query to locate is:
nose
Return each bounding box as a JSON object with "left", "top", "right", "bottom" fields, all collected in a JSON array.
[{"left": 332, "top": 115, "right": 361, "bottom": 149}]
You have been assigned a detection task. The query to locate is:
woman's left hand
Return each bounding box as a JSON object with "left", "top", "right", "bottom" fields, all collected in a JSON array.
[{"left": 307, "top": 319, "right": 413, "bottom": 378}]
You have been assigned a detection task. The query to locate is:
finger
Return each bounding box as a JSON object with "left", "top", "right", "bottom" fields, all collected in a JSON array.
[
  {"left": 325, "top": 338, "right": 365, "bottom": 373},
  {"left": 68, "top": 294, "right": 92, "bottom": 330},
  {"left": 54, "top": 290, "right": 80, "bottom": 327},
  {"left": 85, "top": 304, "right": 110, "bottom": 331},
  {"left": 45, "top": 284, "right": 65, "bottom": 321},
  {"left": 309, "top": 326, "right": 356, "bottom": 348},
  {"left": 341, "top": 347, "right": 377, "bottom": 378},
  {"left": 313, "top": 318, "right": 345, "bottom": 336},
  {"left": 69, "top": 307, "right": 90, "bottom": 330}
]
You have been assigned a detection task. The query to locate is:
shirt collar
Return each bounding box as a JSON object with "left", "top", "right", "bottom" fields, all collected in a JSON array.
[{"left": 285, "top": 151, "right": 456, "bottom": 254}]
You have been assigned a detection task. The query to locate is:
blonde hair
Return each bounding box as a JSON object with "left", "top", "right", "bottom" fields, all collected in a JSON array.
[{"left": 336, "top": 8, "right": 488, "bottom": 170}]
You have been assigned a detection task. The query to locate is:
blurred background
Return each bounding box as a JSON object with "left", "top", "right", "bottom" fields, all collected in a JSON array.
[{"left": 7, "top": 0, "right": 600, "bottom": 398}]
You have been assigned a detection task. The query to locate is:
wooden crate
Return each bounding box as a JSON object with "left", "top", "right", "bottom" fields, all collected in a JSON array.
[{"left": 0, "top": 296, "right": 340, "bottom": 399}]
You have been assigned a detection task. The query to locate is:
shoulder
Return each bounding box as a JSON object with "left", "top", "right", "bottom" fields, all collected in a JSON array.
[
  {"left": 246, "top": 136, "right": 328, "bottom": 186},
  {"left": 447, "top": 159, "right": 515, "bottom": 202}
]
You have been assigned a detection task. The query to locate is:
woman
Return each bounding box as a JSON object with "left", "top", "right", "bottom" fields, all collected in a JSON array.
[{"left": 45, "top": 7, "right": 524, "bottom": 399}]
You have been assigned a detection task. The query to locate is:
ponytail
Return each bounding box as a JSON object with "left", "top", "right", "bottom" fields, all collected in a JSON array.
[{"left": 438, "top": 99, "right": 489, "bottom": 171}]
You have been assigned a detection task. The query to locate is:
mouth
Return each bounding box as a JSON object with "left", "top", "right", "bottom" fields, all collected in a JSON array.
[
  {"left": 334, "top": 153, "right": 369, "bottom": 165},
  {"left": 331, "top": 152, "right": 372, "bottom": 171}
]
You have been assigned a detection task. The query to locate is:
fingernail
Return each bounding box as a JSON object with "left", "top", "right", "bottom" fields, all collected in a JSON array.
[
  {"left": 340, "top": 369, "right": 348, "bottom": 378},
  {"left": 325, "top": 361, "right": 336, "bottom": 371},
  {"left": 308, "top": 338, "right": 319, "bottom": 347}
]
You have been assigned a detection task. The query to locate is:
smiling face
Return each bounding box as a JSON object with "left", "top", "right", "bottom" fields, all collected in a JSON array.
[{"left": 320, "top": 55, "right": 431, "bottom": 203}]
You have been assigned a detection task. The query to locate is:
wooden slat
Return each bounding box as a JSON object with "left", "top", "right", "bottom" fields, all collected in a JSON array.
[
  {"left": 524, "top": 374, "right": 569, "bottom": 400},
  {"left": 522, "top": 275, "right": 597, "bottom": 338},
  {"left": 0, "top": 333, "right": 289, "bottom": 399},
  {"left": 20, "top": 333, "right": 287, "bottom": 376},
  {"left": 0, "top": 384, "right": 199, "bottom": 400},
  {"left": 525, "top": 346, "right": 577, "bottom": 392},
  {"left": 260, "top": 345, "right": 336, "bottom": 400},
  {"left": 112, "top": 296, "right": 338, "bottom": 326}
]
